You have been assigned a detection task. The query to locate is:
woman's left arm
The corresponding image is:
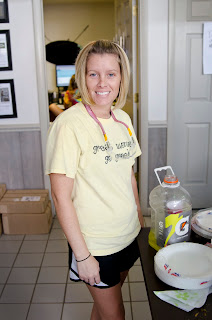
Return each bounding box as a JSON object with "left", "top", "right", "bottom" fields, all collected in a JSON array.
[{"left": 131, "top": 169, "right": 144, "bottom": 228}]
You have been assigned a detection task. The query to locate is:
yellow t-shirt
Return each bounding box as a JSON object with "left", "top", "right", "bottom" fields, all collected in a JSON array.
[{"left": 45, "top": 102, "right": 142, "bottom": 256}]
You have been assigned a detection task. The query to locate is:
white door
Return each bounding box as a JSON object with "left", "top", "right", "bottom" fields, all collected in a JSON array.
[
  {"left": 114, "top": 0, "right": 139, "bottom": 171},
  {"left": 168, "top": 0, "right": 212, "bottom": 208}
]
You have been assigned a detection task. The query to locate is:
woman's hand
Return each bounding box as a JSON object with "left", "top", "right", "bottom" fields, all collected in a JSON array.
[{"left": 77, "top": 255, "right": 100, "bottom": 286}]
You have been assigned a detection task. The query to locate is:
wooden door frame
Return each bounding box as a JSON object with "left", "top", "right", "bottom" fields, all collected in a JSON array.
[
  {"left": 138, "top": 0, "right": 149, "bottom": 215},
  {"left": 32, "top": 0, "right": 51, "bottom": 192}
]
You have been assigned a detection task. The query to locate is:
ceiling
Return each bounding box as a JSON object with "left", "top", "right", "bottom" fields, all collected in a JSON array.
[{"left": 43, "top": 0, "right": 114, "bottom": 4}]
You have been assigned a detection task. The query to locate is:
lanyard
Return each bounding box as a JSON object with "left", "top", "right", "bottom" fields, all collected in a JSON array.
[{"left": 84, "top": 104, "right": 132, "bottom": 141}]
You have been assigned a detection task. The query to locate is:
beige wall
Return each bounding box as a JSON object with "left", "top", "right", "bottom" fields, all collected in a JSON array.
[{"left": 44, "top": 3, "right": 115, "bottom": 92}]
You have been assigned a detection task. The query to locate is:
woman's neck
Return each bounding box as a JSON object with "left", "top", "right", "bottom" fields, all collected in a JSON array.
[{"left": 89, "top": 105, "right": 111, "bottom": 119}]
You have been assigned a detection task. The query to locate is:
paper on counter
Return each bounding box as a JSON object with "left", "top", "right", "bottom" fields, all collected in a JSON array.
[{"left": 154, "top": 286, "right": 212, "bottom": 312}]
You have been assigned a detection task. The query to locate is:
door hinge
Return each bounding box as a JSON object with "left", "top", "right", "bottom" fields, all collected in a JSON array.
[
  {"left": 133, "top": 5, "right": 138, "bottom": 17},
  {"left": 134, "top": 92, "right": 139, "bottom": 103}
]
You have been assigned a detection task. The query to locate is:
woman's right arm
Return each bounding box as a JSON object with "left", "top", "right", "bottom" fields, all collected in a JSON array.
[{"left": 50, "top": 173, "right": 100, "bottom": 285}]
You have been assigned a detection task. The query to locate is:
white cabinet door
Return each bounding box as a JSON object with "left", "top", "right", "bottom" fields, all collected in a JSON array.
[{"left": 168, "top": 0, "right": 212, "bottom": 208}]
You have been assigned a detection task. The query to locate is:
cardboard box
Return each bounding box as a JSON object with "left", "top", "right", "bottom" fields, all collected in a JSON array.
[
  {"left": 0, "top": 184, "right": 6, "bottom": 200},
  {"left": 2, "top": 201, "right": 53, "bottom": 235},
  {"left": 0, "top": 189, "right": 49, "bottom": 214}
]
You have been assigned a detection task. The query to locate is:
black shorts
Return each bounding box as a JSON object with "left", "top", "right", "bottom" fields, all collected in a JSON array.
[{"left": 68, "top": 238, "right": 140, "bottom": 288}]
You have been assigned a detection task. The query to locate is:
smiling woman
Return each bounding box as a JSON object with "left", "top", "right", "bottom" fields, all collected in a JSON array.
[{"left": 45, "top": 39, "right": 144, "bottom": 320}]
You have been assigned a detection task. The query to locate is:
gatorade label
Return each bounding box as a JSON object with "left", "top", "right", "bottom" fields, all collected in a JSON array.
[{"left": 164, "top": 210, "right": 192, "bottom": 246}]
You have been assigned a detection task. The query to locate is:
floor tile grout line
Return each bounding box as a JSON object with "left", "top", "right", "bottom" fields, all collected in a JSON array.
[
  {"left": 46, "top": 216, "right": 67, "bottom": 320},
  {"left": 60, "top": 266, "right": 69, "bottom": 320},
  {"left": 23, "top": 217, "right": 67, "bottom": 319},
  {"left": 127, "top": 274, "right": 134, "bottom": 320},
  {"left": 0, "top": 234, "right": 26, "bottom": 301},
  {"left": 25, "top": 221, "right": 52, "bottom": 320}
]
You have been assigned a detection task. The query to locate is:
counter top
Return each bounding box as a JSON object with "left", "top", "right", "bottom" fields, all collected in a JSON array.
[{"left": 137, "top": 227, "right": 212, "bottom": 320}]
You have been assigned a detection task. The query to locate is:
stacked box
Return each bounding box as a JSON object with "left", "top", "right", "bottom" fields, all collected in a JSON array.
[
  {"left": 0, "top": 184, "right": 6, "bottom": 199},
  {"left": 0, "top": 184, "right": 7, "bottom": 235},
  {"left": 0, "top": 189, "right": 53, "bottom": 235},
  {"left": 0, "top": 189, "right": 49, "bottom": 214},
  {"left": 2, "top": 201, "right": 52, "bottom": 235}
]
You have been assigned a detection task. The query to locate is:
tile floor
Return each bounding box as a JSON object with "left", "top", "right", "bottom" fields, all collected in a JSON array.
[{"left": 0, "top": 216, "right": 152, "bottom": 320}]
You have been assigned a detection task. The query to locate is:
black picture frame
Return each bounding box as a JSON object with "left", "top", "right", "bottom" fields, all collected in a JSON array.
[
  {"left": 0, "top": 0, "right": 9, "bottom": 23},
  {"left": 0, "top": 79, "right": 17, "bottom": 118},
  {"left": 0, "top": 30, "right": 12, "bottom": 71}
]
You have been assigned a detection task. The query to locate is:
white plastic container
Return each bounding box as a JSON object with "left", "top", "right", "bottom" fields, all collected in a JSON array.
[{"left": 149, "top": 166, "right": 192, "bottom": 250}]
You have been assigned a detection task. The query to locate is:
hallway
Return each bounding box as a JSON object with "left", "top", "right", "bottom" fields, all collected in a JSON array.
[{"left": 0, "top": 216, "right": 152, "bottom": 320}]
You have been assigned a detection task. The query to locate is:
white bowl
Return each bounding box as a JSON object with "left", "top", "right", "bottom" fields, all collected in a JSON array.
[{"left": 154, "top": 242, "right": 212, "bottom": 289}]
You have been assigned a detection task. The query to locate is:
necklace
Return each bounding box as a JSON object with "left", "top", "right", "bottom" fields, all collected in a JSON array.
[{"left": 85, "top": 104, "right": 132, "bottom": 141}]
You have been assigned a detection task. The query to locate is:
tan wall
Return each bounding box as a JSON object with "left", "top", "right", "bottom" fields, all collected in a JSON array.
[{"left": 44, "top": 3, "right": 115, "bottom": 92}]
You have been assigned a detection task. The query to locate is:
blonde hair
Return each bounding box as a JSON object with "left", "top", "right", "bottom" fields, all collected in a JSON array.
[{"left": 75, "top": 40, "right": 130, "bottom": 109}]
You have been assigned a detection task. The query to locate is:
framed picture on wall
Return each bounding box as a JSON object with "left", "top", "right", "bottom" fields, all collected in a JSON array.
[
  {"left": 0, "top": 79, "right": 17, "bottom": 118},
  {"left": 0, "top": 30, "right": 12, "bottom": 70},
  {"left": 0, "top": 0, "right": 9, "bottom": 23}
]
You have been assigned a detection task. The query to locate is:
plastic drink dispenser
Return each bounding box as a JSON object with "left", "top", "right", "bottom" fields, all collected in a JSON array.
[{"left": 149, "top": 166, "right": 192, "bottom": 250}]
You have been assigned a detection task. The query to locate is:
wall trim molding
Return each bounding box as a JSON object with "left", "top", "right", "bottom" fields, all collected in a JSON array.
[
  {"left": 148, "top": 120, "right": 168, "bottom": 128},
  {"left": 0, "top": 124, "right": 40, "bottom": 132}
]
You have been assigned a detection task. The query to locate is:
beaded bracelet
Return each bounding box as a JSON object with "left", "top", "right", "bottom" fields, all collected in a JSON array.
[{"left": 76, "top": 253, "right": 91, "bottom": 262}]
